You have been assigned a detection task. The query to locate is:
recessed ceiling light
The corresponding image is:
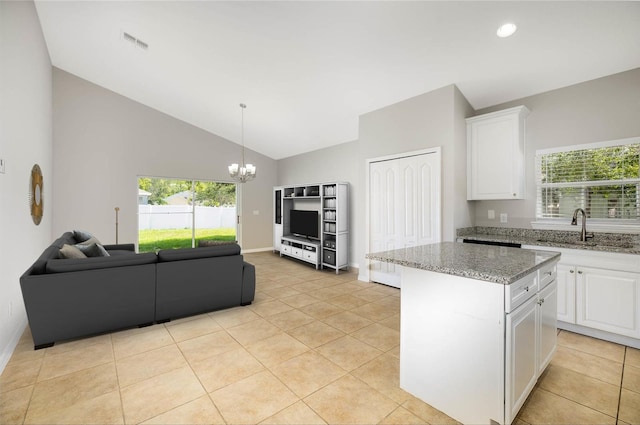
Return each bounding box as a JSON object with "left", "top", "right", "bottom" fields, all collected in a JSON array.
[{"left": 497, "top": 23, "right": 517, "bottom": 38}]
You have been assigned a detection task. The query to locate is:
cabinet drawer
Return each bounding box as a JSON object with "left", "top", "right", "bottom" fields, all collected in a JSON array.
[
  {"left": 539, "top": 263, "right": 557, "bottom": 290},
  {"left": 281, "top": 245, "right": 291, "bottom": 255},
  {"left": 292, "top": 247, "right": 303, "bottom": 258},
  {"left": 302, "top": 250, "right": 316, "bottom": 262},
  {"left": 506, "top": 275, "right": 537, "bottom": 312}
]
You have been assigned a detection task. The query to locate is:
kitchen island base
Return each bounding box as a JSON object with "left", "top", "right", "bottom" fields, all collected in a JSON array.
[{"left": 400, "top": 264, "right": 557, "bottom": 425}]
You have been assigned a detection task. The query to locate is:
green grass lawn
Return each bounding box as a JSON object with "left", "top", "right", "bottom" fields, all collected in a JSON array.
[{"left": 138, "top": 228, "right": 236, "bottom": 252}]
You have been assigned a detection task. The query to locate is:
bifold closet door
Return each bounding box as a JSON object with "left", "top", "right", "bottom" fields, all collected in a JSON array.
[{"left": 369, "top": 152, "right": 440, "bottom": 288}]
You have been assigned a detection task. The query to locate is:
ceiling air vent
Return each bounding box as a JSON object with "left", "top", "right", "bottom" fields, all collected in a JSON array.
[{"left": 122, "top": 31, "right": 149, "bottom": 51}]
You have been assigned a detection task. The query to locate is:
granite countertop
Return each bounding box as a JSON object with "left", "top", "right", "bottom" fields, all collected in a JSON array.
[
  {"left": 366, "top": 242, "right": 560, "bottom": 285},
  {"left": 457, "top": 227, "right": 640, "bottom": 255}
]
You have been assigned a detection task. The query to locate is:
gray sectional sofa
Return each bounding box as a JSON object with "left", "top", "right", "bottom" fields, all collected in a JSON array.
[{"left": 20, "top": 232, "right": 255, "bottom": 349}]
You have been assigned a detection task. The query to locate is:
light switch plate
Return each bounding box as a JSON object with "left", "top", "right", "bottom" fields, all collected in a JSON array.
[{"left": 500, "top": 213, "right": 508, "bottom": 223}]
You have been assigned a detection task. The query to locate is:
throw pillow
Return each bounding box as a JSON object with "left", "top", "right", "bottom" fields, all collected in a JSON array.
[
  {"left": 74, "top": 242, "right": 110, "bottom": 257},
  {"left": 73, "top": 230, "right": 100, "bottom": 244},
  {"left": 80, "top": 236, "right": 101, "bottom": 246},
  {"left": 59, "top": 244, "right": 87, "bottom": 259}
]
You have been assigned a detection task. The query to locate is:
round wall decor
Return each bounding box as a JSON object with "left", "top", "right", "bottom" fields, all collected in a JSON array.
[{"left": 30, "top": 164, "right": 43, "bottom": 225}]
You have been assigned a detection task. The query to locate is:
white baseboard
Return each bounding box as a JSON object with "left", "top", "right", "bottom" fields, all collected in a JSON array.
[
  {"left": 0, "top": 316, "right": 28, "bottom": 375},
  {"left": 558, "top": 321, "right": 640, "bottom": 349},
  {"left": 242, "top": 247, "right": 276, "bottom": 254}
]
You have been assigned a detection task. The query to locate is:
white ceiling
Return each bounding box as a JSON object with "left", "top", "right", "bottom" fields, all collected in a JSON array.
[{"left": 34, "top": 1, "right": 640, "bottom": 160}]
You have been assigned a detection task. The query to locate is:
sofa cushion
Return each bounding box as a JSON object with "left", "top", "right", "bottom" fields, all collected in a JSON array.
[
  {"left": 45, "top": 252, "right": 158, "bottom": 273},
  {"left": 75, "top": 242, "right": 110, "bottom": 257},
  {"left": 59, "top": 244, "right": 88, "bottom": 259},
  {"left": 197, "top": 240, "right": 238, "bottom": 247},
  {"left": 107, "top": 250, "right": 137, "bottom": 256},
  {"left": 103, "top": 243, "right": 135, "bottom": 252},
  {"left": 157, "top": 244, "right": 241, "bottom": 262}
]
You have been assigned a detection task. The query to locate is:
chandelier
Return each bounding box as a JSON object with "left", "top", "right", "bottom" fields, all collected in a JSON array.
[{"left": 228, "top": 103, "right": 256, "bottom": 183}]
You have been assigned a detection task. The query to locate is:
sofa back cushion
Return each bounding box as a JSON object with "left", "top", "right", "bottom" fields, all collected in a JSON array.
[
  {"left": 45, "top": 252, "right": 158, "bottom": 273},
  {"left": 157, "top": 244, "right": 241, "bottom": 262}
]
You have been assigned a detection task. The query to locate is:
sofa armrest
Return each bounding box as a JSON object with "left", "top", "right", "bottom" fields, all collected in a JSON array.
[
  {"left": 242, "top": 261, "right": 256, "bottom": 305},
  {"left": 103, "top": 243, "right": 135, "bottom": 252}
]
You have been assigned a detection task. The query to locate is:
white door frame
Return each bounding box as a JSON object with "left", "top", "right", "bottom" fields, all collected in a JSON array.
[{"left": 360, "top": 147, "right": 442, "bottom": 283}]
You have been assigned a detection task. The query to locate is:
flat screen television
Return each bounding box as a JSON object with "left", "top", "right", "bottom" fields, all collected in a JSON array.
[{"left": 289, "top": 209, "right": 319, "bottom": 239}]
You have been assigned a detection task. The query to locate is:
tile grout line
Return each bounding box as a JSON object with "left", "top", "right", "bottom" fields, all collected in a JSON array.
[
  {"left": 616, "top": 347, "right": 626, "bottom": 424},
  {"left": 111, "top": 333, "right": 127, "bottom": 425}
]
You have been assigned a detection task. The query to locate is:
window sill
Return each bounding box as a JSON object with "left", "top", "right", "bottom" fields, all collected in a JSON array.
[{"left": 531, "top": 220, "right": 640, "bottom": 234}]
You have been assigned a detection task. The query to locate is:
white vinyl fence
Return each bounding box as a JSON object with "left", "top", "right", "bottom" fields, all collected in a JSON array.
[{"left": 138, "top": 205, "right": 236, "bottom": 230}]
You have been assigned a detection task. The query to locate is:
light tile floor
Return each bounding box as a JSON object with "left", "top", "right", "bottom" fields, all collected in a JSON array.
[{"left": 1, "top": 251, "right": 639, "bottom": 424}]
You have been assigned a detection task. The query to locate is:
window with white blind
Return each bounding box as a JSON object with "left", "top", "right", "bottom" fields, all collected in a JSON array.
[{"left": 536, "top": 138, "right": 640, "bottom": 225}]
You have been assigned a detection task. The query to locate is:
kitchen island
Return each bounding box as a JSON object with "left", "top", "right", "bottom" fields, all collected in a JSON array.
[{"left": 367, "top": 242, "right": 560, "bottom": 425}]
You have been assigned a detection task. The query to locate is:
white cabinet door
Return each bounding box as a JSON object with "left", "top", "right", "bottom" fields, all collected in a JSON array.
[
  {"left": 506, "top": 295, "right": 538, "bottom": 423},
  {"left": 576, "top": 267, "right": 640, "bottom": 338},
  {"left": 467, "top": 106, "right": 529, "bottom": 200},
  {"left": 556, "top": 264, "right": 576, "bottom": 324},
  {"left": 538, "top": 281, "right": 558, "bottom": 374}
]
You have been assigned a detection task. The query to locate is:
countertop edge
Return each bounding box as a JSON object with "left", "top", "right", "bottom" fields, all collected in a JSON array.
[{"left": 366, "top": 245, "right": 561, "bottom": 285}]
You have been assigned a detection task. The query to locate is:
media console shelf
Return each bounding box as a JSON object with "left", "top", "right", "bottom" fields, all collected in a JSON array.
[
  {"left": 280, "top": 236, "right": 321, "bottom": 269},
  {"left": 274, "top": 182, "right": 349, "bottom": 274}
]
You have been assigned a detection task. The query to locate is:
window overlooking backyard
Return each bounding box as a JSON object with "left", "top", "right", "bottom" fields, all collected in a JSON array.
[
  {"left": 138, "top": 177, "right": 236, "bottom": 252},
  {"left": 536, "top": 138, "right": 640, "bottom": 225}
]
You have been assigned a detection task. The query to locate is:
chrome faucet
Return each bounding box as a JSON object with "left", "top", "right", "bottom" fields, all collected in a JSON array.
[{"left": 571, "top": 208, "right": 594, "bottom": 242}]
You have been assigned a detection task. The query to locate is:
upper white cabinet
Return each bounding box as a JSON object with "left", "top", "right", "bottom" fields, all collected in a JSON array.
[{"left": 467, "top": 105, "right": 530, "bottom": 200}]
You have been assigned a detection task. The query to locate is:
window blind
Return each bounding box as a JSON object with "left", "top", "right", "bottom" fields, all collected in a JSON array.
[{"left": 536, "top": 140, "right": 640, "bottom": 222}]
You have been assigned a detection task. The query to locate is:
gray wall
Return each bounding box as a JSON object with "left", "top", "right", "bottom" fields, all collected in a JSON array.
[
  {"left": 472, "top": 68, "right": 640, "bottom": 228},
  {"left": 277, "top": 85, "right": 476, "bottom": 274},
  {"left": 277, "top": 140, "right": 359, "bottom": 266},
  {"left": 357, "top": 85, "right": 475, "bottom": 275},
  {"left": 0, "top": 1, "right": 53, "bottom": 369},
  {"left": 53, "top": 69, "right": 277, "bottom": 251}
]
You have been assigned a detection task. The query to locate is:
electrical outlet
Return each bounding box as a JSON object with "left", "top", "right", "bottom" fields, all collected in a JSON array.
[
  {"left": 253, "top": 210, "right": 259, "bottom": 215},
  {"left": 500, "top": 213, "right": 508, "bottom": 223},
  {"left": 488, "top": 210, "right": 495, "bottom": 219},
  {"left": 0, "top": 158, "right": 5, "bottom": 174}
]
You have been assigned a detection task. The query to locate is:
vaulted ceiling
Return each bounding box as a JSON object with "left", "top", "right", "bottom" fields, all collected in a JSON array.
[{"left": 35, "top": 1, "right": 640, "bottom": 159}]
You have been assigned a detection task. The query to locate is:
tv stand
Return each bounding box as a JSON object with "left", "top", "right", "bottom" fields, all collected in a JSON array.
[
  {"left": 280, "top": 236, "right": 320, "bottom": 269},
  {"left": 274, "top": 182, "right": 349, "bottom": 273}
]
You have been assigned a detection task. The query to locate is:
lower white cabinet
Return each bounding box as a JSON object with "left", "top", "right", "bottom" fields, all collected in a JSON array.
[
  {"left": 538, "top": 281, "right": 558, "bottom": 374},
  {"left": 556, "top": 263, "right": 576, "bottom": 323},
  {"left": 506, "top": 279, "right": 557, "bottom": 421},
  {"left": 524, "top": 245, "right": 640, "bottom": 348},
  {"left": 506, "top": 294, "right": 537, "bottom": 421},
  {"left": 576, "top": 267, "right": 640, "bottom": 338}
]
